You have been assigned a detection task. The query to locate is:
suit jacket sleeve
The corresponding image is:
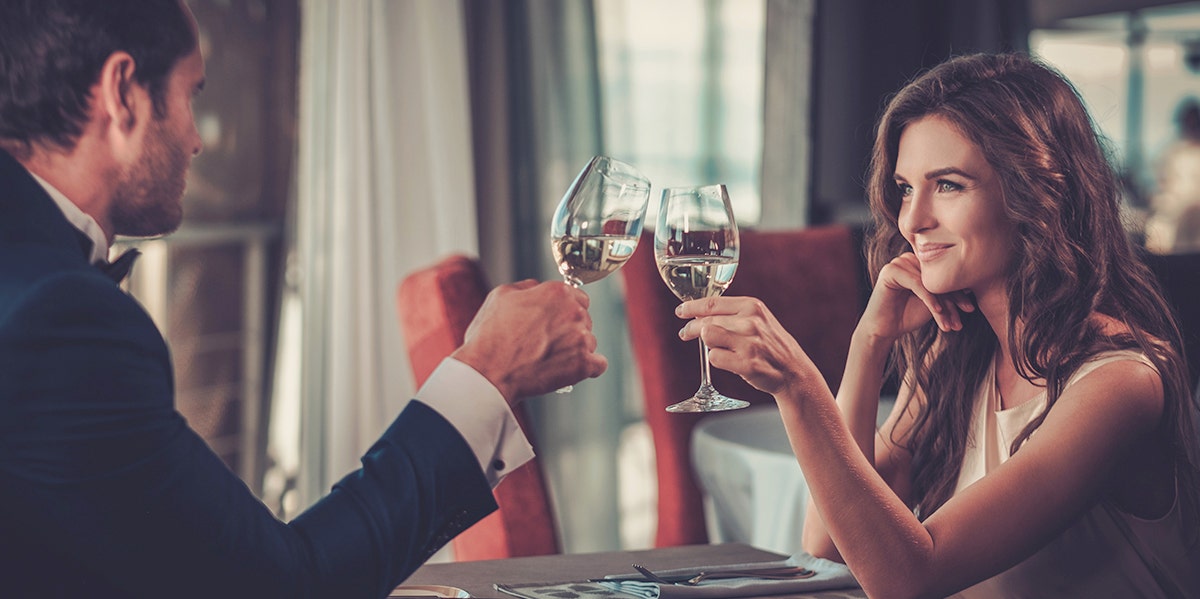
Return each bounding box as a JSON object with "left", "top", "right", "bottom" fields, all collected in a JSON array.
[{"left": 0, "top": 271, "right": 497, "bottom": 598}]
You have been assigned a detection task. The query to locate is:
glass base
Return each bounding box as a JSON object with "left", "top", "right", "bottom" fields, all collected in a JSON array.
[{"left": 665, "top": 384, "right": 749, "bottom": 413}]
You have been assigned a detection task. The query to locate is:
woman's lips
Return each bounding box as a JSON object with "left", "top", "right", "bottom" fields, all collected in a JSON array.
[{"left": 914, "top": 243, "right": 953, "bottom": 262}]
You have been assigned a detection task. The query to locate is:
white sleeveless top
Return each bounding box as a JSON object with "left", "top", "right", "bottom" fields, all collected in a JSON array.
[{"left": 950, "top": 350, "right": 1200, "bottom": 598}]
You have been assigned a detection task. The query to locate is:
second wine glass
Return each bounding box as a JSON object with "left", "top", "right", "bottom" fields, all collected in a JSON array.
[
  {"left": 550, "top": 155, "right": 651, "bottom": 392},
  {"left": 550, "top": 156, "right": 651, "bottom": 288},
  {"left": 654, "top": 184, "right": 749, "bottom": 412}
]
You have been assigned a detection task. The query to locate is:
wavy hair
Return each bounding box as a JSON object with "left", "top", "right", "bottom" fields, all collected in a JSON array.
[
  {"left": 0, "top": 0, "right": 195, "bottom": 158},
  {"left": 865, "top": 53, "right": 1200, "bottom": 533}
]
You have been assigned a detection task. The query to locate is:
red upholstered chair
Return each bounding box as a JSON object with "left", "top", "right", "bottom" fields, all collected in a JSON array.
[
  {"left": 396, "top": 255, "right": 560, "bottom": 560},
  {"left": 620, "top": 224, "right": 870, "bottom": 547}
]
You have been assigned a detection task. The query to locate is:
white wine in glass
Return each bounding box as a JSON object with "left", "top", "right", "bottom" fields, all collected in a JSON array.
[
  {"left": 549, "top": 155, "right": 651, "bottom": 391},
  {"left": 655, "top": 184, "right": 749, "bottom": 412},
  {"left": 551, "top": 235, "right": 640, "bottom": 287}
]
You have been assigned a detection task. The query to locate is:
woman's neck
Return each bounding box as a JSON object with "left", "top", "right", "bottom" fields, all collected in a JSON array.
[{"left": 974, "top": 284, "right": 1044, "bottom": 409}]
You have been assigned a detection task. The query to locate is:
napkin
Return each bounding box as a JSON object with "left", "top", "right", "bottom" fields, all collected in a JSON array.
[{"left": 594, "top": 553, "right": 858, "bottom": 599}]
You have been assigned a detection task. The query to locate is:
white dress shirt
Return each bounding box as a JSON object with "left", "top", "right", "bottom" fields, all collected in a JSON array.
[
  {"left": 415, "top": 359, "right": 535, "bottom": 487},
  {"left": 28, "top": 170, "right": 108, "bottom": 264}
]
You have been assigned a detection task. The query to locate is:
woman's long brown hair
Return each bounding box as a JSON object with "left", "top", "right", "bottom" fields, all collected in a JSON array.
[{"left": 865, "top": 53, "right": 1200, "bottom": 536}]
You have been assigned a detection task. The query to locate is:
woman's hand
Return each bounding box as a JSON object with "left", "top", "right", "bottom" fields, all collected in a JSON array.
[
  {"left": 859, "top": 253, "right": 975, "bottom": 342},
  {"left": 676, "top": 296, "right": 823, "bottom": 398}
]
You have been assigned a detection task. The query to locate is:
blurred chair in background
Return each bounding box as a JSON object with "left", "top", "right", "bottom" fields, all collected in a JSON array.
[
  {"left": 1143, "top": 250, "right": 1200, "bottom": 391},
  {"left": 620, "top": 224, "right": 871, "bottom": 547},
  {"left": 397, "top": 255, "right": 560, "bottom": 560}
]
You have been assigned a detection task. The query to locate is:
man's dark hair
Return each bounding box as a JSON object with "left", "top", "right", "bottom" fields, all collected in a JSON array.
[{"left": 0, "top": 0, "right": 195, "bottom": 158}]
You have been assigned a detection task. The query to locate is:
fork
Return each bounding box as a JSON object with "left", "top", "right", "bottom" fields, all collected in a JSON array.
[
  {"left": 631, "top": 564, "right": 676, "bottom": 585},
  {"left": 630, "top": 564, "right": 814, "bottom": 586}
]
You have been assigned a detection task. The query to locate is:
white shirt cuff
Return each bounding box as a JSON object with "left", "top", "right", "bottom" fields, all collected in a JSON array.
[{"left": 414, "top": 358, "right": 535, "bottom": 487}]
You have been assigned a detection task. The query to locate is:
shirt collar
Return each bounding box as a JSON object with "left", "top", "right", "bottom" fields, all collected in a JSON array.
[{"left": 27, "top": 171, "right": 109, "bottom": 264}]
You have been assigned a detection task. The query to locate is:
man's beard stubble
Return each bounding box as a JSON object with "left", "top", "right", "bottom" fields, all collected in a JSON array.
[{"left": 108, "top": 116, "right": 188, "bottom": 238}]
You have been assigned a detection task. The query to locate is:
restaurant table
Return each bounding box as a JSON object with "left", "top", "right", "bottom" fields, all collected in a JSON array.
[
  {"left": 691, "top": 402, "right": 894, "bottom": 557},
  {"left": 401, "top": 542, "right": 865, "bottom": 599}
]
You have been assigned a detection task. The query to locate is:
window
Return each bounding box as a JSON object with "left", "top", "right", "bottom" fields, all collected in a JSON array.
[
  {"left": 1032, "top": 3, "right": 1200, "bottom": 206},
  {"left": 121, "top": 0, "right": 297, "bottom": 503},
  {"left": 595, "top": 0, "right": 766, "bottom": 225}
]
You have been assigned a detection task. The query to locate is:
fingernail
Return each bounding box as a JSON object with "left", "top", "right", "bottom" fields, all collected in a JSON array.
[
  {"left": 678, "top": 326, "right": 687, "bottom": 339},
  {"left": 675, "top": 305, "right": 683, "bottom": 316}
]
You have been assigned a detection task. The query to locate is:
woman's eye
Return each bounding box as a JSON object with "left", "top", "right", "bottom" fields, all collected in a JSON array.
[
  {"left": 937, "top": 180, "right": 963, "bottom": 193},
  {"left": 896, "top": 182, "right": 913, "bottom": 198}
]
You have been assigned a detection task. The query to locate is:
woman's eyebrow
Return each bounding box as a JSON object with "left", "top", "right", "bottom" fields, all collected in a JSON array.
[{"left": 923, "top": 166, "right": 975, "bottom": 180}]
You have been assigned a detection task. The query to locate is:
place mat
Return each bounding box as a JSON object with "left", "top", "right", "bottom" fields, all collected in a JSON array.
[
  {"left": 496, "top": 580, "right": 628, "bottom": 599},
  {"left": 495, "top": 554, "right": 858, "bottom": 599}
]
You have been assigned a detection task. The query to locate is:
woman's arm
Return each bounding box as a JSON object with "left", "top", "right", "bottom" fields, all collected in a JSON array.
[
  {"left": 682, "top": 293, "right": 1164, "bottom": 598},
  {"left": 800, "top": 328, "right": 919, "bottom": 560},
  {"left": 798, "top": 254, "right": 957, "bottom": 560},
  {"left": 797, "top": 357, "right": 1160, "bottom": 598}
]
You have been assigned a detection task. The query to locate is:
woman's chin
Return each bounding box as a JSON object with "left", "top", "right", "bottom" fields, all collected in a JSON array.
[{"left": 920, "top": 276, "right": 958, "bottom": 296}]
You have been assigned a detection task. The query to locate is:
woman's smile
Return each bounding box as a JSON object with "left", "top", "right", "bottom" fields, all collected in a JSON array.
[
  {"left": 913, "top": 241, "right": 954, "bottom": 262},
  {"left": 894, "top": 115, "right": 1014, "bottom": 299}
]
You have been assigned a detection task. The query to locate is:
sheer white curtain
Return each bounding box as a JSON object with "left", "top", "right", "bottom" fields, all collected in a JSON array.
[{"left": 268, "top": 0, "right": 479, "bottom": 514}]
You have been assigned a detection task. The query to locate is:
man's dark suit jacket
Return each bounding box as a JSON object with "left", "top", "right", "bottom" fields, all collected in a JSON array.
[{"left": 0, "top": 149, "right": 496, "bottom": 597}]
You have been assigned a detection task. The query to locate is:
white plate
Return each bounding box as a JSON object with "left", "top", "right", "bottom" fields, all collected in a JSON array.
[{"left": 389, "top": 584, "right": 471, "bottom": 598}]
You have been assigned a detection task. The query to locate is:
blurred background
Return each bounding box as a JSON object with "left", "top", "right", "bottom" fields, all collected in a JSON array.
[{"left": 119, "top": 0, "right": 1200, "bottom": 558}]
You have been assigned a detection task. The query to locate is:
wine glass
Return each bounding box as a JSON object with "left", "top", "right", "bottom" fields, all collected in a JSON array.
[
  {"left": 550, "top": 155, "right": 651, "bottom": 391},
  {"left": 654, "top": 184, "right": 748, "bottom": 412}
]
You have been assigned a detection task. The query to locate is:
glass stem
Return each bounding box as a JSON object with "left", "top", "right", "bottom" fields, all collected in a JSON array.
[
  {"left": 698, "top": 339, "right": 713, "bottom": 389},
  {"left": 556, "top": 274, "right": 581, "bottom": 393}
]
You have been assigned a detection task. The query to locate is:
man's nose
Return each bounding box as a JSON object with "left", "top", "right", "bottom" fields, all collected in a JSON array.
[{"left": 189, "top": 120, "right": 203, "bottom": 157}]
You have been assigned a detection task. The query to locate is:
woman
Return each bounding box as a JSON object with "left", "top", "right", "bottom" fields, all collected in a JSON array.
[{"left": 678, "top": 53, "right": 1200, "bottom": 598}]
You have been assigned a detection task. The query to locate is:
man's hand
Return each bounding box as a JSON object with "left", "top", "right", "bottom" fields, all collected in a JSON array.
[{"left": 451, "top": 280, "right": 608, "bottom": 404}]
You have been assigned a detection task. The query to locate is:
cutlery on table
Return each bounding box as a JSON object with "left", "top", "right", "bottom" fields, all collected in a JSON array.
[{"left": 622, "top": 564, "right": 815, "bottom": 586}]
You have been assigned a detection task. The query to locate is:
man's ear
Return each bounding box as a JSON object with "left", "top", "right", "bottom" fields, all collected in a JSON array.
[{"left": 95, "top": 51, "right": 150, "bottom": 145}]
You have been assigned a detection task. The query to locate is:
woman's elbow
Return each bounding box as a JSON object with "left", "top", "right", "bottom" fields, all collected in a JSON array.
[{"left": 800, "top": 534, "right": 843, "bottom": 563}]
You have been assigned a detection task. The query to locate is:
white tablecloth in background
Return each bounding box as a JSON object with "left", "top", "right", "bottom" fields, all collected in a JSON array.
[{"left": 691, "top": 400, "right": 894, "bottom": 556}]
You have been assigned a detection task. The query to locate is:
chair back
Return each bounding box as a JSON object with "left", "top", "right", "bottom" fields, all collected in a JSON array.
[
  {"left": 1144, "top": 251, "right": 1200, "bottom": 389},
  {"left": 396, "top": 255, "right": 560, "bottom": 560},
  {"left": 620, "top": 224, "right": 870, "bottom": 547}
]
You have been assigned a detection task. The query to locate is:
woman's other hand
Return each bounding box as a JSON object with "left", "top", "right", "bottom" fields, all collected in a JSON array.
[{"left": 859, "top": 253, "right": 975, "bottom": 341}]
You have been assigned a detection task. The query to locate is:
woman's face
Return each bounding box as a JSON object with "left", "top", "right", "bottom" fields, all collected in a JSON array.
[{"left": 894, "top": 115, "right": 1014, "bottom": 299}]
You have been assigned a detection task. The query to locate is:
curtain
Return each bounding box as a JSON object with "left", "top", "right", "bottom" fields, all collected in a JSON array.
[
  {"left": 269, "top": 0, "right": 812, "bottom": 554},
  {"left": 760, "top": 0, "right": 815, "bottom": 229},
  {"left": 464, "top": 0, "right": 811, "bottom": 552},
  {"left": 464, "top": 0, "right": 631, "bottom": 553},
  {"left": 267, "top": 0, "right": 480, "bottom": 515}
]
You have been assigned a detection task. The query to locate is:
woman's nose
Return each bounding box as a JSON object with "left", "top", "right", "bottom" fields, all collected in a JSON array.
[{"left": 899, "top": 190, "right": 935, "bottom": 235}]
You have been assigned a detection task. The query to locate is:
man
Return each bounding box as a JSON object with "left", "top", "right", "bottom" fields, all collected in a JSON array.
[{"left": 0, "top": 1, "right": 607, "bottom": 596}]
